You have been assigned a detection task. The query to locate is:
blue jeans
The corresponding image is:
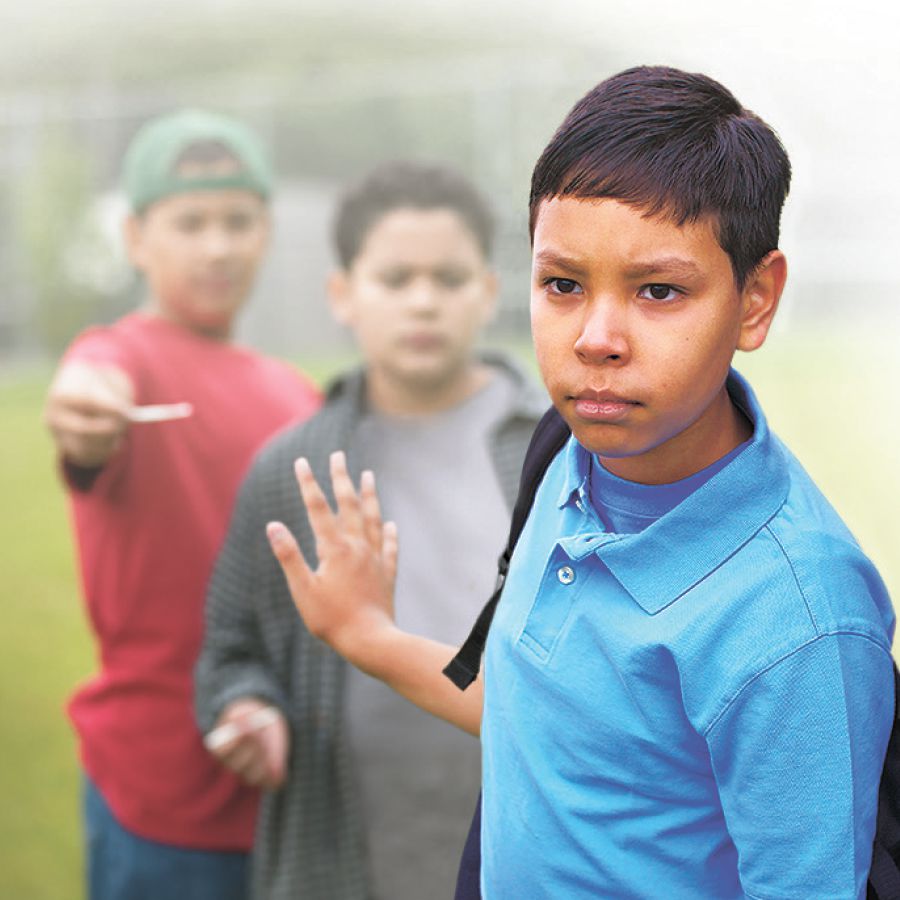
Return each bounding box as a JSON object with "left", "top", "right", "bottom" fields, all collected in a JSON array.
[{"left": 82, "top": 777, "right": 250, "bottom": 900}]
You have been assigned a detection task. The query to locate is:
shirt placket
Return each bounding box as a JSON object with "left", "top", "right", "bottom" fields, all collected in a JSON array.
[{"left": 518, "top": 484, "right": 619, "bottom": 662}]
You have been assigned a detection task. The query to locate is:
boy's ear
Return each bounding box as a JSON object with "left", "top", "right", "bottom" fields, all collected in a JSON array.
[
  {"left": 737, "top": 250, "right": 787, "bottom": 352},
  {"left": 256, "top": 208, "right": 273, "bottom": 251},
  {"left": 122, "top": 214, "right": 147, "bottom": 271},
  {"left": 327, "top": 270, "right": 354, "bottom": 327},
  {"left": 478, "top": 270, "right": 500, "bottom": 326}
]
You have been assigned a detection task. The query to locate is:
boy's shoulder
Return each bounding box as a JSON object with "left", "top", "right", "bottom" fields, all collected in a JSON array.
[
  {"left": 692, "top": 423, "right": 892, "bottom": 643},
  {"left": 764, "top": 438, "right": 893, "bottom": 641},
  {"left": 252, "top": 353, "right": 544, "bottom": 482},
  {"left": 63, "top": 311, "right": 147, "bottom": 367},
  {"left": 719, "top": 371, "right": 889, "bottom": 628},
  {"left": 674, "top": 430, "right": 894, "bottom": 731},
  {"left": 248, "top": 367, "right": 366, "bottom": 480}
]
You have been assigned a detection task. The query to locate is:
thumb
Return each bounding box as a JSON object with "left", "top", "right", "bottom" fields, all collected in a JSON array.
[
  {"left": 382, "top": 520, "right": 399, "bottom": 593},
  {"left": 261, "top": 717, "right": 289, "bottom": 789},
  {"left": 267, "top": 521, "right": 311, "bottom": 600}
]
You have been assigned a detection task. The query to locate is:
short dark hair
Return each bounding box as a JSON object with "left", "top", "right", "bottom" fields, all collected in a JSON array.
[
  {"left": 333, "top": 161, "right": 494, "bottom": 268},
  {"left": 529, "top": 66, "right": 791, "bottom": 287}
]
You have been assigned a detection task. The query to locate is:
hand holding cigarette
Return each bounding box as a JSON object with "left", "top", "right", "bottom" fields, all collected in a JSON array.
[
  {"left": 203, "top": 704, "right": 280, "bottom": 751},
  {"left": 204, "top": 699, "right": 289, "bottom": 790},
  {"left": 44, "top": 361, "right": 135, "bottom": 468}
]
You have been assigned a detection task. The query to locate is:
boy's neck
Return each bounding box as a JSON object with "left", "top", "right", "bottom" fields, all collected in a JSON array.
[
  {"left": 366, "top": 363, "right": 494, "bottom": 418},
  {"left": 599, "top": 388, "right": 753, "bottom": 486},
  {"left": 141, "top": 302, "right": 235, "bottom": 342}
]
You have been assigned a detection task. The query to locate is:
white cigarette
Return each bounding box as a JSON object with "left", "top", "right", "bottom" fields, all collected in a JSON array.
[
  {"left": 127, "top": 402, "right": 193, "bottom": 423},
  {"left": 203, "top": 706, "right": 280, "bottom": 751}
]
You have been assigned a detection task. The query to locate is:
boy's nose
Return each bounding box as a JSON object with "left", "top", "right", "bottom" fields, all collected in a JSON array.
[
  {"left": 573, "top": 299, "right": 630, "bottom": 364},
  {"left": 201, "top": 227, "right": 235, "bottom": 259},
  {"left": 405, "top": 277, "right": 441, "bottom": 313}
]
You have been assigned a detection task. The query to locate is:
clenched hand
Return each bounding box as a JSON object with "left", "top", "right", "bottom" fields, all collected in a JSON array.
[{"left": 44, "top": 361, "right": 134, "bottom": 468}]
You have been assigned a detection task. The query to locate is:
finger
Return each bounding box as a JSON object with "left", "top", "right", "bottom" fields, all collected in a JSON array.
[
  {"left": 267, "top": 521, "right": 313, "bottom": 603},
  {"left": 382, "top": 520, "right": 399, "bottom": 590},
  {"left": 218, "top": 737, "right": 260, "bottom": 774},
  {"left": 234, "top": 749, "right": 268, "bottom": 787},
  {"left": 260, "top": 723, "right": 288, "bottom": 789},
  {"left": 329, "top": 451, "right": 363, "bottom": 535},
  {"left": 265, "top": 755, "right": 287, "bottom": 789},
  {"left": 294, "top": 458, "right": 338, "bottom": 544},
  {"left": 47, "top": 410, "right": 126, "bottom": 468},
  {"left": 51, "top": 393, "right": 131, "bottom": 420},
  {"left": 261, "top": 769, "right": 285, "bottom": 790},
  {"left": 359, "top": 470, "right": 384, "bottom": 550},
  {"left": 47, "top": 407, "right": 127, "bottom": 439},
  {"left": 244, "top": 758, "right": 269, "bottom": 787},
  {"left": 50, "top": 361, "right": 134, "bottom": 403}
]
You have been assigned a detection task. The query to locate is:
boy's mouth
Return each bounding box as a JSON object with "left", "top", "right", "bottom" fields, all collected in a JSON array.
[
  {"left": 399, "top": 331, "right": 447, "bottom": 352},
  {"left": 570, "top": 390, "right": 639, "bottom": 423}
]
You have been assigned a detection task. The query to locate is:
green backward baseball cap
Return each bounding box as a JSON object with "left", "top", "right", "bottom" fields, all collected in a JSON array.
[{"left": 122, "top": 109, "right": 274, "bottom": 213}]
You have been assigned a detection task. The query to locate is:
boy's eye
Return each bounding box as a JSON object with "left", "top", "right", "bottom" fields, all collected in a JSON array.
[
  {"left": 379, "top": 269, "right": 413, "bottom": 289},
  {"left": 638, "top": 283, "right": 681, "bottom": 302},
  {"left": 433, "top": 268, "right": 471, "bottom": 289},
  {"left": 225, "top": 212, "right": 254, "bottom": 232},
  {"left": 545, "top": 277, "right": 582, "bottom": 295},
  {"left": 174, "top": 215, "right": 205, "bottom": 233}
]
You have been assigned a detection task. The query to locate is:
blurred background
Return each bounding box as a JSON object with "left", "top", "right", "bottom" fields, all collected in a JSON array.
[{"left": 1, "top": 0, "right": 897, "bottom": 895}]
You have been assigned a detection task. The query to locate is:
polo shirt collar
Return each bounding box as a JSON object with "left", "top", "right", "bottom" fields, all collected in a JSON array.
[
  {"left": 559, "top": 369, "right": 790, "bottom": 615},
  {"left": 557, "top": 436, "right": 592, "bottom": 511}
]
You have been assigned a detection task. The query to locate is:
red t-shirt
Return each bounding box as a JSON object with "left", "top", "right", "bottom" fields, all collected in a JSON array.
[{"left": 63, "top": 312, "right": 320, "bottom": 850}]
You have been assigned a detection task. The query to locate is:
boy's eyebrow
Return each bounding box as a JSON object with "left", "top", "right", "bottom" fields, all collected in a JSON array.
[
  {"left": 532, "top": 250, "right": 591, "bottom": 278},
  {"left": 533, "top": 251, "right": 705, "bottom": 282},
  {"left": 622, "top": 257, "right": 704, "bottom": 280}
]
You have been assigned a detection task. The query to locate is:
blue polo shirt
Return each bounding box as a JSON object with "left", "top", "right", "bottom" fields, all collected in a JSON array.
[{"left": 481, "top": 371, "right": 895, "bottom": 899}]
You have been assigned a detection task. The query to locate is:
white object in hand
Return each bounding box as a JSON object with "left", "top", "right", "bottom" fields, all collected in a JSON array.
[
  {"left": 203, "top": 706, "right": 281, "bottom": 751},
  {"left": 127, "top": 402, "right": 194, "bottom": 423}
]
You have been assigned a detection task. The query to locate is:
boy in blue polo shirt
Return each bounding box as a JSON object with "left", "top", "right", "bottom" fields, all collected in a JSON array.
[{"left": 265, "top": 66, "right": 895, "bottom": 898}]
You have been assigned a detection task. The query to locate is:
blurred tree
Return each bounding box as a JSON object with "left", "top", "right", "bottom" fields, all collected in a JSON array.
[{"left": 16, "top": 130, "right": 109, "bottom": 354}]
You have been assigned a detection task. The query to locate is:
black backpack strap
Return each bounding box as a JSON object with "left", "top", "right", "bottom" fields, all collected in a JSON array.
[
  {"left": 869, "top": 841, "right": 900, "bottom": 900},
  {"left": 453, "top": 793, "right": 483, "bottom": 900},
  {"left": 868, "top": 662, "right": 900, "bottom": 900},
  {"left": 443, "top": 405, "right": 570, "bottom": 690}
]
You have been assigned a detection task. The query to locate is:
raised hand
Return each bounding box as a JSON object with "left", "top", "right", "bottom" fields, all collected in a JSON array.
[
  {"left": 268, "top": 449, "right": 483, "bottom": 736},
  {"left": 267, "top": 451, "right": 399, "bottom": 671}
]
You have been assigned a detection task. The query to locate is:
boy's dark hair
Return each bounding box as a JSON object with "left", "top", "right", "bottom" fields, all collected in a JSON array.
[
  {"left": 333, "top": 161, "right": 494, "bottom": 268},
  {"left": 529, "top": 66, "right": 791, "bottom": 287}
]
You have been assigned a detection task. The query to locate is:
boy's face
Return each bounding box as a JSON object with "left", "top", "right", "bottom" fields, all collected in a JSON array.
[
  {"left": 330, "top": 207, "right": 497, "bottom": 396},
  {"left": 124, "top": 188, "right": 270, "bottom": 339},
  {"left": 531, "top": 197, "right": 782, "bottom": 483}
]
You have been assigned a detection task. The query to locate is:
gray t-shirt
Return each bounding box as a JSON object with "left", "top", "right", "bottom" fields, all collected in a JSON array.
[{"left": 345, "top": 370, "right": 516, "bottom": 900}]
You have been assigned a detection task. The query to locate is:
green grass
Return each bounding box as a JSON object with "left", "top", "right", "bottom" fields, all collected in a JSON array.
[
  {"left": 0, "top": 334, "right": 897, "bottom": 898},
  {"left": 0, "top": 370, "right": 93, "bottom": 900}
]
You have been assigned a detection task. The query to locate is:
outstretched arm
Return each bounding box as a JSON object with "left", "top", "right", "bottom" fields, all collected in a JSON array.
[{"left": 267, "top": 451, "right": 483, "bottom": 737}]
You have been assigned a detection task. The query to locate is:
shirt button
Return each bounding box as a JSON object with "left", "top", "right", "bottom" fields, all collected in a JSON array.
[{"left": 557, "top": 565, "right": 575, "bottom": 585}]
